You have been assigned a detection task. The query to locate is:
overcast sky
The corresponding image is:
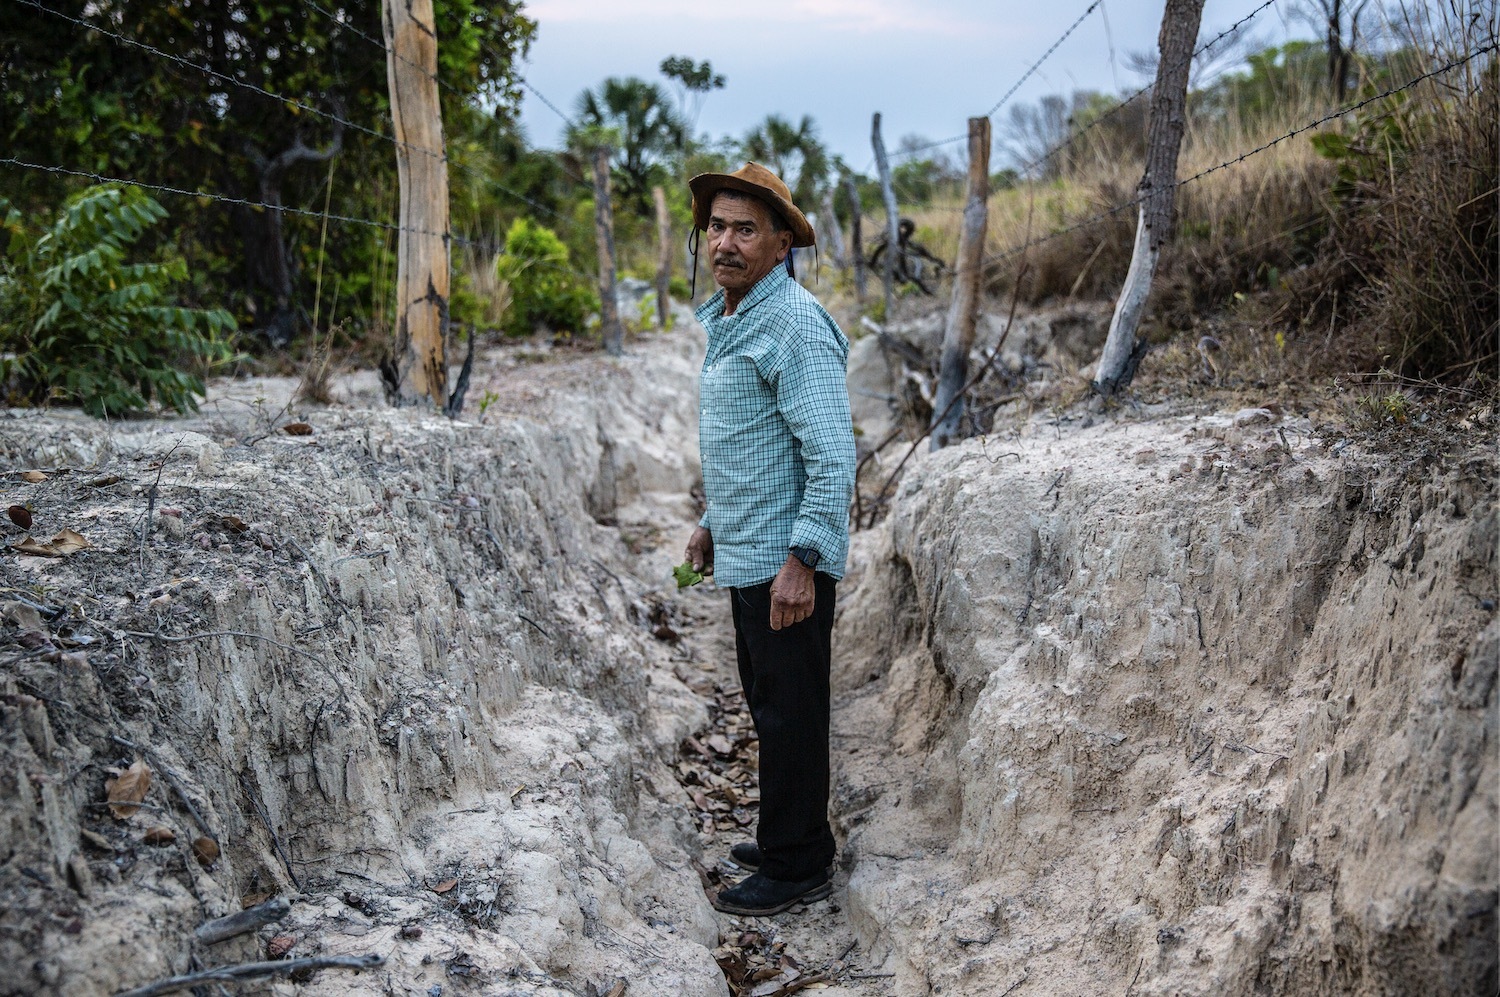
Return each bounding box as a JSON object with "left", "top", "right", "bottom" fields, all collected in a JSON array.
[{"left": 514, "top": 0, "right": 1307, "bottom": 171}]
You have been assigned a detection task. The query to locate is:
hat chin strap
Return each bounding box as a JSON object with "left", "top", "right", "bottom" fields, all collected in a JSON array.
[{"left": 688, "top": 228, "right": 700, "bottom": 299}]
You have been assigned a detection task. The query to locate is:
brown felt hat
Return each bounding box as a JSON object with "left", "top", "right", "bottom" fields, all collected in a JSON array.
[{"left": 689, "top": 162, "right": 816, "bottom": 248}]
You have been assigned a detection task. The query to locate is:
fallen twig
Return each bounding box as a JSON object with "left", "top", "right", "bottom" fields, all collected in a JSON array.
[
  {"left": 138, "top": 440, "right": 184, "bottom": 577},
  {"left": 289, "top": 539, "right": 355, "bottom": 626},
  {"left": 113, "top": 953, "right": 382, "bottom": 997},
  {"left": 109, "top": 735, "right": 215, "bottom": 840},
  {"left": 1000, "top": 969, "right": 1029, "bottom": 995},
  {"left": 240, "top": 773, "right": 302, "bottom": 890},
  {"left": 194, "top": 896, "right": 290, "bottom": 945}
]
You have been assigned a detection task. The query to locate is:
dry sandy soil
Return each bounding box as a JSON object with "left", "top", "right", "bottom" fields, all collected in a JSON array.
[{"left": 0, "top": 302, "right": 1494, "bottom": 997}]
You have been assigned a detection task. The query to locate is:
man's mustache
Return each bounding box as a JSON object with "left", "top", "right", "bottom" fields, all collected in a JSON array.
[{"left": 713, "top": 256, "right": 746, "bottom": 269}]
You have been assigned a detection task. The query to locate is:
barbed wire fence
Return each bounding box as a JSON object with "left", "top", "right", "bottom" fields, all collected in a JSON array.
[{"left": 3, "top": 0, "right": 1493, "bottom": 401}]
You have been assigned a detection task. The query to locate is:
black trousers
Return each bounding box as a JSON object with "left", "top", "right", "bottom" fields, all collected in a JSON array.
[{"left": 729, "top": 573, "right": 838, "bottom": 882}]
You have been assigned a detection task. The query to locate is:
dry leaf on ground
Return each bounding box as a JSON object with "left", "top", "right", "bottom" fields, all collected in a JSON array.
[
  {"left": 267, "top": 935, "right": 296, "bottom": 959},
  {"left": 219, "top": 514, "right": 249, "bottom": 533},
  {"left": 7, "top": 505, "right": 32, "bottom": 528},
  {"left": 192, "top": 836, "right": 220, "bottom": 866},
  {"left": 432, "top": 878, "right": 458, "bottom": 894},
  {"left": 143, "top": 826, "right": 176, "bottom": 845},
  {"left": 20, "top": 470, "right": 46, "bottom": 483},
  {"left": 104, "top": 760, "right": 152, "bottom": 818},
  {"left": 282, "top": 422, "right": 314, "bottom": 436},
  {"left": 11, "top": 528, "right": 92, "bottom": 558}
]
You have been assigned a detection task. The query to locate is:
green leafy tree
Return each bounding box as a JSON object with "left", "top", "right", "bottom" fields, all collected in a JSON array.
[
  {"left": 659, "top": 55, "right": 725, "bottom": 134},
  {"left": 494, "top": 218, "right": 597, "bottom": 338},
  {"left": 0, "top": 185, "right": 236, "bottom": 416},
  {"left": 0, "top": 0, "right": 536, "bottom": 346},
  {"left": 570, "top": 77, "right": 686, "bottom": 211},
  {"left": 741, "top": 114, "right": 829, "bottom": 205}
]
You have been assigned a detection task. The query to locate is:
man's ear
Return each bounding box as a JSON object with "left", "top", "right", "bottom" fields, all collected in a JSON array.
[{"left": 775, "top": 231, "right": 793, "bottom": 262}]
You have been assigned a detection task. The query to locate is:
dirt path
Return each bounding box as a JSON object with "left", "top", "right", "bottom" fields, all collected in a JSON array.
[{"left": 632, "top": 517, "right": 895, "bottom": 995}]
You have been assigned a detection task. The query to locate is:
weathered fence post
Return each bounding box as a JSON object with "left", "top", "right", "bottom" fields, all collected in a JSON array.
[
  {"left": 930, "top": 117, "right": 992, "bottom": 450},
  {"left": 1092, "top": 0, "right": 1206, "bottom": 396},
  {"left": 653, "top": 185, "right": 671, "bottom": 329},
  {"left": 844, "top": 174, "right": 866, "bottom": 306},
  {"left": 380, "top": 0, "right": 449, "bottom": 407},
  {"left": 871, "top": 113, "right": 899, "bottom": 321},
  {"left": 819, "top": 189, "right": 848, "bottom": 270},
  {"left": 591, "top": 146, "right": 623, "bottom": 356}
]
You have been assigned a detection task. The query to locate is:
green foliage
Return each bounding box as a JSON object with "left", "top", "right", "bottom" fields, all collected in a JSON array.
[
  {"left": 0, "top": 185, "right": 236, "bottom": 417},
  {"left": 742, "top": 115, "right": 829, "bottom": 205},
  {"left": 0, "top": 0, "right": 536, "bottom": 344},
  {"left": 673, "top": 561, "right": 704, "bottom": 588},
  {"left": 660, "top": 55, "right": 725, "bottom": 134},
  {"left": 571, "top": 77, "right": 686, "bottom": 210},
  {"left": 494, "top": 219, "right": 597, "bottom": 338}
]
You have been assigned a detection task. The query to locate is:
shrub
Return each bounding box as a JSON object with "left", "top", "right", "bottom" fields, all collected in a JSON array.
[
  {"left": 0, "top": 185, "right": 236, "bottom": 416},
  {"left": 494, "top": 218, "right": 598, "bottom": 338}
]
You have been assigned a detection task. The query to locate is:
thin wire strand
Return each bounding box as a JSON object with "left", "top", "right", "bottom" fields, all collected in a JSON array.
[
  {"left": 0, "top": 155, "right": 461, "bottom": 242},
  {"left": 21, "top": 0, "right": 578, "bottom": 229},
  {"left": 971, "top": 44, "right": 1495, "bottom": 278},
  {"left": 986, "top": 0, "right": 1103, "bottom": 118},
  {"left": 1019, "top": 0, "right": 1280, "bottom": 177}
]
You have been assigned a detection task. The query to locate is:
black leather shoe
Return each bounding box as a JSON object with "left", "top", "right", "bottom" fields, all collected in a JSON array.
[
  {"left": 711, "top": 871, "right": 831, "bottom": 916},
  {"left": 728, "top": 841, "right": 761, "bottom": 871}
]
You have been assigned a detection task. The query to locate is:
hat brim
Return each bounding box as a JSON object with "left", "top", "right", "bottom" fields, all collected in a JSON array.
[{"left": 689, "top": 173, "right": 816, "bottom": 249}]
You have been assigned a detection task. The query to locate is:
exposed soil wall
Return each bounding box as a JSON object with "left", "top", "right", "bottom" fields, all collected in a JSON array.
[
  {"left": 0, "top": 333, "right": 725, "bottom": 996},
  {"left": 2, "top": 313, "right": 1493, "bottom": 997},
  {"left": 832, "top": 411, "right": 1497, "bottom": 995}
]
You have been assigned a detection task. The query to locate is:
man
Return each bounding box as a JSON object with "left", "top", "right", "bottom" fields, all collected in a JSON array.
[{"left": 683, "top": 162, "right": 856, "bottom": 917}]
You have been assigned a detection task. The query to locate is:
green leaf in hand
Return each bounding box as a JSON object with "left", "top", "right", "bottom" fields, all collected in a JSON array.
[{"left": 673, "top": 561, "right": 704, "bottom": 589}]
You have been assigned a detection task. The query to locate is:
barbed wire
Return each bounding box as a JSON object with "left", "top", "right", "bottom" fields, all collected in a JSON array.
[
  {"left": 986, "top": 0, "right": 1104, "bottom": 119},
  {"left": 0, "top": 153, "right": 603, "bottom": 286},
  {"left": 0, "top": 154, "right": 459, "bottom": 242},
  {"left": 1016, "top": 0, "right": 1280, "bottom": 177},
  {"left": 21, "top": 0, "right": 582, "bottom": 230},
  {"left": 965, "top": 42, "right": 1496, "bottom": 279}
]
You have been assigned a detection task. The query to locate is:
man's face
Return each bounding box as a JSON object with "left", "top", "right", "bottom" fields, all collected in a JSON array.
[{"left": 706, "top": 192, "right": 793, "bottom": 295}]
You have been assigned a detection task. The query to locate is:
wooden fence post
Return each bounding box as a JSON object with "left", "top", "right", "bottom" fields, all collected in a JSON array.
[
  {"left": 930, "top": 117, "right": 991, "bottom": 451},
  {"left": 591, "top": 146, "right": 623, "bottom": 356},
  {"left": 819, "top": 189, "right": 847, "bottom": 270},
  {"left": 653, "top": 185, "right": 671, "bottom": 329},
  {"left": 871, "top": 112, "right": 900, "bottom": 321},
  {"left": 844, "top": 174, "right": 866, "bottom": 305},
  {"left": 380, "top": 0, "right": 449, "bottom": 408},
  {"left": 1092, "top": 0, "right": 1206, "bottom": 396}
]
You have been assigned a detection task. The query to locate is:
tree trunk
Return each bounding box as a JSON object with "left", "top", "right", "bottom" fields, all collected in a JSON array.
[
  {"left": 819, "top": 189, "right": 847, "bottom": 270},
  {"left": 845, "top": 174, "right": 866, "bottom": 305},
  {"left": 592, "top": 147, "right": 623, "bottom": 356},
  {"left": 380, "top": 0, "right": 449, "bottom": 408},
  {"left": 1092, "top": 0, "right": 1205, "bottom": 397},
  {"left": 871, "top": 113, "right": 900, "bottom": 321},
  {"left": 930, "top": 117, "right": 991, "bottom": 451},
  {"left": 653, "top": 185, "right": 672, "bottom": 329}
]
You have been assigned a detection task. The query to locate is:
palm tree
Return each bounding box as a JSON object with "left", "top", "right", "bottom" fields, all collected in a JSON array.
[
  {"left": 741, "top": 114, "right": 830, "bottom": 207},
  {"left": 570, "top": 77, "right": 685, "bottom": 209}
]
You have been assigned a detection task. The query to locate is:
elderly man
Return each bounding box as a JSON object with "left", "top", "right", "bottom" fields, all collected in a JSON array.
[{"left": 683, "top": 163, "right": 856, "bottom": 917}]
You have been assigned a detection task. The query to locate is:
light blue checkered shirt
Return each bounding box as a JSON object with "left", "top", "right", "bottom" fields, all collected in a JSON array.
[{"left": 695, "top": 265, "right": 856, "bottom": 588}]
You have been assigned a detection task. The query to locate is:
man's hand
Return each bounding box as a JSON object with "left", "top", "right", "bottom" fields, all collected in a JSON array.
[
  {"left": 769, "top": 554, "right": 815, "bottom": 631},
  {"left": 686, "top": 527, "right": 714, "bottom": 575}
]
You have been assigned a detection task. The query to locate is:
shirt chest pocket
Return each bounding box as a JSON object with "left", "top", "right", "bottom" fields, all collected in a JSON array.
[{"left": 702, "top": 354, "right": 775, "bottom": 433}]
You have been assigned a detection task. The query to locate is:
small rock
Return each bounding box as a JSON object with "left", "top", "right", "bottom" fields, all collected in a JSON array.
[{"left": 1232, "top": 407, "right": 1277, "bottom": 427}]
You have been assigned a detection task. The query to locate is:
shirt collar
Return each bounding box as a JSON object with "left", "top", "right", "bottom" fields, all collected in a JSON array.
[{"left": 695, "top": 264, "right": 789, "bottom": 327}]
